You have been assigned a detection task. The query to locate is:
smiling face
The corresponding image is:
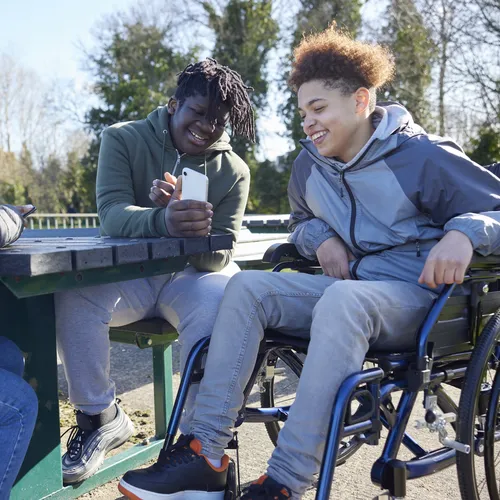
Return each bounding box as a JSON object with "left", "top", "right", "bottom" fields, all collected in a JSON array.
[
  {"left": 297, "top": 79, "right": 373, "bottom": 162},
  {"left": 168, "top": 93, "right": 230, "bottom": 155}
]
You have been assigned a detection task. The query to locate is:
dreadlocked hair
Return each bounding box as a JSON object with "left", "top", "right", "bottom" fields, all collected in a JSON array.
[{"left": 175, "top": 58, "right": 255, "bottom": 142}]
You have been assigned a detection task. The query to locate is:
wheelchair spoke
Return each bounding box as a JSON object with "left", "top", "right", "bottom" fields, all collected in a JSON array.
[
  {"left": 273, "top": 395, "right": 296, "bottom": 406},
  {"left": 456, "top": 310, "right": 500, "bottom": 500}
]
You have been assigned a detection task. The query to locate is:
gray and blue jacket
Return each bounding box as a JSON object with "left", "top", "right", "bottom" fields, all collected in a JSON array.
[
  {"left": 288, "top": 102, "right": 500, "bottom": 288},
  {"left": 0, "top": 205, "right": 24, "bottom": 248}
]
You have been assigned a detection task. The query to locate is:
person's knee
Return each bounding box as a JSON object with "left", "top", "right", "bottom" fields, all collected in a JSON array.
[
  {"left": 0, "top": 337, "right": 25, "bottom": 377},
  {"left": 0, "top": 369, "right": 38, "bottom": 424},
  {"left": 224, "top": 270, "right": 276, "bottom": 302}
]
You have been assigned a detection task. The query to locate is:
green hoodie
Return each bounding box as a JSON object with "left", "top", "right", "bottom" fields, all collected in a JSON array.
[{"left": 96, "top": 106, "right": 250, "bottom": 272}]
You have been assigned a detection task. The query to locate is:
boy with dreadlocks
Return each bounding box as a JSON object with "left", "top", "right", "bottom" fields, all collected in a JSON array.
[
  {"left": 119, "top": 26, "right": 500, "bottom": 499},
  {"left": 55, "top": 58, "right": 254, "bottom": 484}
]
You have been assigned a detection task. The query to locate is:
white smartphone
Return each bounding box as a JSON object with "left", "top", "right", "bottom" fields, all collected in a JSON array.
[{"left": 182, "top": 167, "right": 209, "bottom": 202}]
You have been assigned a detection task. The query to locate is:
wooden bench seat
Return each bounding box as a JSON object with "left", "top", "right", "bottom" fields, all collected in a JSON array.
[{"left": 109, "top": 319, "right": 179, "bottom": 440}]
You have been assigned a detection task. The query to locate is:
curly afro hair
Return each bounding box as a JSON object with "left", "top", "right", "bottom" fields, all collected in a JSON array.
[{"left": 289, "top": 23, "right": 395, "bottom": 111}]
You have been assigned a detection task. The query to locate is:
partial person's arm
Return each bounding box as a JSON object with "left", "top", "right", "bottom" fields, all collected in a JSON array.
[
  {"left": 0, "top": 206, "right": 24, "bottom": 248},
  {"left": 417, "top": 142, "right": 500, "bottom": 256},
  {"left": 287, "top": 162, "right": 337, "bottom": 259},
  {"left": 188, "top": 168, "right": 250, "bottom": 272},
  {"left": 97, "top": 127, "right": 170, "bottom": 238},
  {"left": 485, "top": 162, "right": 500, "bottom": 178}
]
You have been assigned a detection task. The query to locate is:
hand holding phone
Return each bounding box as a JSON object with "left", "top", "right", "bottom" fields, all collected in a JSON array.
[{"left": 163, "top": 170, "right": 213, "bottom": 237}]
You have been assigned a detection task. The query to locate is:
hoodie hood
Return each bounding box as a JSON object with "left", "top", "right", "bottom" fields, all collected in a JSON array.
[
  {"left": 146, "top": 106, "right": 232, "bottom": 155},
  {"left": 300, "top": 102, "right": 425, "bottom": 171}
]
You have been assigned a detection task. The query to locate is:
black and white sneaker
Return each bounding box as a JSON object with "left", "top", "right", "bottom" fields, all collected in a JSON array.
[
  {"left": 62, "top": 402, "right": 134, "bottom": 484},
  {"left": 119, "top": 434, "right": 229, "bottom": 499}
]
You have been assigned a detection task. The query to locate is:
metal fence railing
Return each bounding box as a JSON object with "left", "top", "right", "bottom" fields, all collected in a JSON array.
[
  {"left": 26, "top": 213, "right": 291, "bottom": 232},
  {"left": 26, "top": 214, "right": 100, "bottom": 230}
]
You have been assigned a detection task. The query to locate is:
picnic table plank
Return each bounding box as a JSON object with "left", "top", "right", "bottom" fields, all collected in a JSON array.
[
  {"left": 2, "top": 231, "right": 234, "bottom": 500},
  {"left": 0, "top": 234, "right": 232, "bottom": 277}
]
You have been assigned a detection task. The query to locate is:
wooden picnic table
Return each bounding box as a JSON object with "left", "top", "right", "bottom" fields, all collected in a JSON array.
[{"left": 0, "top": 233, "right": 232, "bottom": 500}]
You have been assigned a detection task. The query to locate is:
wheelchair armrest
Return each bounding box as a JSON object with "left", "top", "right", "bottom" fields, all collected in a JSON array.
[
  {"left": 262, "top": 242, "right": 319, "bottom": 265},
  {"left": 468, "top": 254, "right": 500, "bottom": 272}
]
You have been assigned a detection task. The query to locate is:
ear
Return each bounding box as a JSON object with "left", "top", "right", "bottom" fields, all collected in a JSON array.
[
  {"left": 167, "top": 97, "right": 178, "bottom": 115},
  {"left": 354, "top": 88, "right": 371, "bottom": 116}
]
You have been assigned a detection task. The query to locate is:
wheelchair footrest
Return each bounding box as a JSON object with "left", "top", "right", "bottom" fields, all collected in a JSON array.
[{"left": 226, "top": 437, "right": 239, "bottom": 450}]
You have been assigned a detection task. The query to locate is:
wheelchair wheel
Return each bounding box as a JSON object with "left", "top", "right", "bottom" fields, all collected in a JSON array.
[
  {"left": 224, "top": 459, "right": 238, "bottom": 500},
  {"left": 259, "top": 348, "right": 365, "bottom": 465},
  {"left": 456, "top": 310, "right": 500, "bottom": 500}
]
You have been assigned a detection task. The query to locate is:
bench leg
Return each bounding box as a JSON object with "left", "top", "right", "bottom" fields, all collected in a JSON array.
[{"left": 152, "top": 344, "right": 174, "bottom": 439}]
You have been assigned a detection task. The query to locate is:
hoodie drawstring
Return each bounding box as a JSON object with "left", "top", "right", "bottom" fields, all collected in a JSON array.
[
  {"left": 161, "top": 130, "right": 167, "bottom": 179},
  {"left": 172, "top": 151, "right": 184, "bottom": 177},
  {"left": 160, "top": 128, "right": 207, "bottom": 179}
]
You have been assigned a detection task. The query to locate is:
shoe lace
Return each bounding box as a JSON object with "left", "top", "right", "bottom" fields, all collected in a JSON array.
[
  {"left": 156, "top": 434, "right": 198, "bottom": 469},
  {"left": 61, "top": 414, "right": 88, "bottom": 461},
  {"left": 60, "top": 400, "right": 122, "bottom": 462}
]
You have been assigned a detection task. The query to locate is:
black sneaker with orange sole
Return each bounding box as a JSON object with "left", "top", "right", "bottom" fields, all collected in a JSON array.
[
  {"left": 240, "top": 475, "right": 292, "bottom": 499},
  {"left": 118, "top": 434, "right": 229, "bottom": 499}
]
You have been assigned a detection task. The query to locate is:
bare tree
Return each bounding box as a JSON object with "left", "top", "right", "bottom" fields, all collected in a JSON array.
[
  {"left": 0, "top": 54, "right": 25, "bottom": 152},
  {"left": 463, "top": 0, "right": 500, "bottom": 120},
  {"left": 418, "top": 0, "right": 473, "bottom": 135}
]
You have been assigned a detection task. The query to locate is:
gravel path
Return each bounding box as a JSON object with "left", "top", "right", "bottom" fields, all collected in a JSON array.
[{"left": 56, "top": 342, "right": 465, "bottom": 500}]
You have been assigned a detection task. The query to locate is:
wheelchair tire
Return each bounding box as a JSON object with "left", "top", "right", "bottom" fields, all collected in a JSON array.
[
  {"left": 259, "top": 348, "right": 365, "bottom": 465},
  {"left": 224, "top": 459, "right": 238, "bottom": 500},
  {"left": 456, "top": 310, "right": 500, "bottom": 500}
]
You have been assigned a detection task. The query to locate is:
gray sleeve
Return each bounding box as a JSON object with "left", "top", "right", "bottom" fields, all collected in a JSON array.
[
  {"left": 287, "top": 157, "right": 337, "bottom": 259},
  {"left": 417, "top": 142, "right": 500, "bottom": 255},
  {"left": 485, "top": 162, "right": 500, "bottom": 178},
  {"left": 0, "top": 206, "right": 24, "bottom": 248}
]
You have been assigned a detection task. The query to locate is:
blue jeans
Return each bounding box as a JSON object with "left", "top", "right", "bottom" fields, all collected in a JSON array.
[
  {"left": 190, "top": 271, "right": 435, "bottom": 497},
  {"left": 0, "top": 337, "right": 38, "bottom": 500}
]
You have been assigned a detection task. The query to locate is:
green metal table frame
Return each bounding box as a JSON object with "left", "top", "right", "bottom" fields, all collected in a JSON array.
[{"left": 2, "top": 256, "right": 188, "bottom": 499}]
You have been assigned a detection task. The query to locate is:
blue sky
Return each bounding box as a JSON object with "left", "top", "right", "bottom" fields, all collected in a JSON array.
[
  {"left": 1, "top": 0, "right": 294, "bottom": 160},
  {"left": 1, "top": 0, "right": 137, "bottom": 84}
]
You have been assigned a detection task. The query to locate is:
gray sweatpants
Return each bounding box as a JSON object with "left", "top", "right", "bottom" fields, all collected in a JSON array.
[
  {"left": 190, "top": 270, "right": 435, "bottom": 498},
  {"left": 55, "top": 262, "right": 239, "bottom": 434}
]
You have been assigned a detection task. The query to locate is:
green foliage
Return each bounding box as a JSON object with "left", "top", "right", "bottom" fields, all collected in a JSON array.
[
  {"left": 62, "top": 151, "right": 94, "bottom": 213},
  {"left": 203, "top": 0, "right": 279, "bottom": 160},
  {"left": 467, "top": 124, "right": 500, "bottom": 166},
  {"left": 0, "top": 148, "right": 31, "bottom": 206},
  {"left": 253, "top": 159, "right": 290, "bottom": 214},
  {"left": 86, "top": 19, "right": 198, "bottom": 136},
  {"left": 381, "top": 0, "right": 435, "bottom": 130},
  {"left": 203, "top": 0, "right": 282, "bottom": 212}
]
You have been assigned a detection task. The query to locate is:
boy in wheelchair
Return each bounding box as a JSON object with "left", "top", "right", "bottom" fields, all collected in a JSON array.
[{"left": 119, "top": 25, "right": 500, "bottom": 499}]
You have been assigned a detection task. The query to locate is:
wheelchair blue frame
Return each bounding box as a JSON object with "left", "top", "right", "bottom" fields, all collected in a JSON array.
[{"left": 159, "top": 244, "right": 500, "bottom": 499}]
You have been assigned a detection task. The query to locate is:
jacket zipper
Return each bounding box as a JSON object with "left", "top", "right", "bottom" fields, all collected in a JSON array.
[
  {"left": 351, "top": 255, "right": 364, "bottom": 280},
  {"left": 339, "top": 142, "right": 377, "bottom": 253},
  {"left": 172, "top": 150, "right": 186, "bottom": 177}
]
